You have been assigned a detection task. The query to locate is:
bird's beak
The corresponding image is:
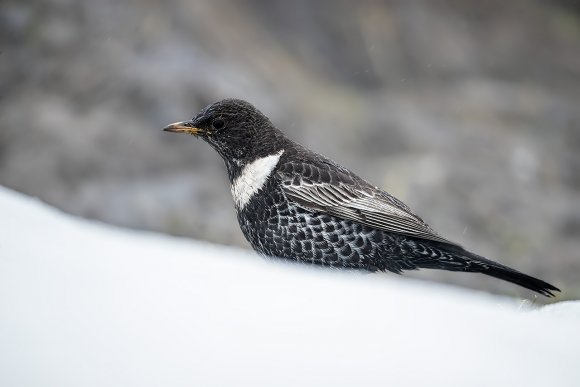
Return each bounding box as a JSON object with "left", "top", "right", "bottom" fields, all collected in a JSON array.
[{"left": 162, "top": 121, "right": 202, "bottom": 135}]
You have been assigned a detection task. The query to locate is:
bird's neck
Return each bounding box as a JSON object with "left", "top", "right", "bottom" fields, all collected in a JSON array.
[
  {"left": 224, "top": 128, "right": 291, "bottom": 183},
  {"left": 226, "top": 149, "right": 285, "bottom": 210},
  {"left": 224, "top": 147, "right": 286, "bottom": 184}
]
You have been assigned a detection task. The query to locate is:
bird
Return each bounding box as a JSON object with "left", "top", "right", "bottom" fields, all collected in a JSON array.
[{"left": 163, "top": 98, "right": 560, "bottom": 297}]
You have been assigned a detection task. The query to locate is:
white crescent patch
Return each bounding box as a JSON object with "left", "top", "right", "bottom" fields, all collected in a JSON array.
[{"left": 231, "top": 150, "right": 284, "bottom": 209}]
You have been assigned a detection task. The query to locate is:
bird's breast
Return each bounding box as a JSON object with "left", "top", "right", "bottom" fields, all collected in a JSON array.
[{"left": 230, "top": 150, "right": 284, "bottom": 210}]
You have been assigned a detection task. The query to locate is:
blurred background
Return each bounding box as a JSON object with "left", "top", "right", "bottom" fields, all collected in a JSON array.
[{"left": 1, "top": 0, "right": 579, "bottom": 300}]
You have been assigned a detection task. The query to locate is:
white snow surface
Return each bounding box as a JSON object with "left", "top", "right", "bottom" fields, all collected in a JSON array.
[{"left": 0, "top": 186, "right": 579, "bottom": 387}]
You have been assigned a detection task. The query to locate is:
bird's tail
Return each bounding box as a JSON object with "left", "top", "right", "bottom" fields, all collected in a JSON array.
[{"left": 420, "top": 244, "right": 560, "bottom": 297}]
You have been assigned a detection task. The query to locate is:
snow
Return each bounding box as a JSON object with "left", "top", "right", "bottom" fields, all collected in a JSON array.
[{"left": 0, "top": 185, "right": 579, "bottom": 387}]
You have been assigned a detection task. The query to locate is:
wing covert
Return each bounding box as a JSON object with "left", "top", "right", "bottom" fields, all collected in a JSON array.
[{"left": 277, "top": 161, "right": 458, "bottom": 246}]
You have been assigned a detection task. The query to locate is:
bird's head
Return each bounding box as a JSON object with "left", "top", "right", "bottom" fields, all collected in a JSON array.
[{"left": 163, "top": 99, "right": 287, "bottom": 172}]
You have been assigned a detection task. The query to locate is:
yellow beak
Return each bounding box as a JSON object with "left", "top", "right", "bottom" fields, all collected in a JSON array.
[{"left": 162, "top": 121, "right": 202, "bottom": 135}]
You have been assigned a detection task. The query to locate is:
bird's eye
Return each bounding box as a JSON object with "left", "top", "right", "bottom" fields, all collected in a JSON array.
[{"left": 212, "top": 119, "right": 225, "bottom": 130}]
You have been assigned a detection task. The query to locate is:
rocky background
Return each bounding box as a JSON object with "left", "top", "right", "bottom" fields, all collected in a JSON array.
[{"left": 1, "top": 0, "right": 579, "bottom": 300}]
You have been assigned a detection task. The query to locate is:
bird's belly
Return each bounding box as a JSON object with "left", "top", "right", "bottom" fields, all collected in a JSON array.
[{"left": 237, "top": 186, "right": 391, "bottom": 271}]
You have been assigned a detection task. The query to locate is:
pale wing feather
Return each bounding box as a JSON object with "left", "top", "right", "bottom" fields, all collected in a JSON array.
[{"left": 281, "top": 173, "right": 457, "bottom": 246}]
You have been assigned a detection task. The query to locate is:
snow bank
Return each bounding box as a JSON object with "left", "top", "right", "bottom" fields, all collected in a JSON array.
[{"left": 0, "top": 186, "right": 578, "bottom": 387}]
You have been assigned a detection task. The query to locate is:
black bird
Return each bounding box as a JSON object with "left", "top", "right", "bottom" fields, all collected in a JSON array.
[{"left": 163, "top": 99, "right": 560, "bottom": 297}]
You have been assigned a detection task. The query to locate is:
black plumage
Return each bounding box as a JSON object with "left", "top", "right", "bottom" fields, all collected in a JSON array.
[{"left": 163, "top": 98, "right": 560, "bottom": 297}]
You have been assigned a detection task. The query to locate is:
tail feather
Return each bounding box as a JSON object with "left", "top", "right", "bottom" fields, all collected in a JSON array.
[
  {"left": 483, "top": 263, "right": 559, "bottom": 297},
  {"left": 419, "top": 243, "right": 561, "bottom": 297}
]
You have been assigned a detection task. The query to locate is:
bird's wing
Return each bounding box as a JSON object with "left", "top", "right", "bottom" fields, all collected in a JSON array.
[{"left": 277, "top": 161, "right": 458, "bottom": 246}]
